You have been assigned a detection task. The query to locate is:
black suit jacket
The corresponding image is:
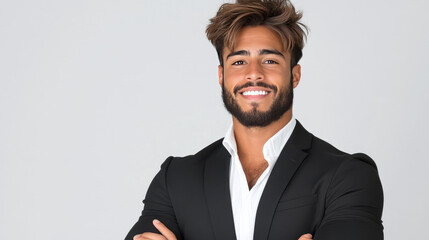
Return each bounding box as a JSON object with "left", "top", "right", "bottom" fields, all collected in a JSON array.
[{"left": 125, "top": 121, "right": 383, "bottom": 240}]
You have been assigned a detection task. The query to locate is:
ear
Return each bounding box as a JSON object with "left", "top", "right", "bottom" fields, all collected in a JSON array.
[
  {"left": 218, "top": 65, "right": 223, "bottom": 87},
  {"left": 292, "top": 64, "right": 301, "bottom": 88}
]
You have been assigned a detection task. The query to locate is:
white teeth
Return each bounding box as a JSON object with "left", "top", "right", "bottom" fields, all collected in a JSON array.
[{"left": 242, "top": 90, "right": 268, "bottom": 96}]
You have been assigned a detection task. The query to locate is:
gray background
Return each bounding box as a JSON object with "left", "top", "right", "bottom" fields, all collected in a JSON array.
[{"left": 1, "top": 0, "right": 428, "bottom": 239}]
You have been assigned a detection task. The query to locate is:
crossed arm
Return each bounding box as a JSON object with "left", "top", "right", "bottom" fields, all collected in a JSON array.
[
  {"left": 133, "top": 219, "right": 314, "bottom": 240},
  {"left": 126, "top": 155, "right": 383, "bottom": 240}
]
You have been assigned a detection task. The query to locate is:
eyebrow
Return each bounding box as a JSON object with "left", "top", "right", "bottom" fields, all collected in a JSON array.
[
  {"left": 225, "top": 49, "right": 285, "bottom": 60},
  {"left": 259, "top": 49, "right": 285, "bottom": 59},
  {"left": 226, "top": 50, "right": 250, "bottom": 60}
]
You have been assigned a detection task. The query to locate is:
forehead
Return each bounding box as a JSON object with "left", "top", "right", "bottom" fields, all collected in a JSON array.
[{"left": 224, "top": 25, "right": 285, "bottom": 54}]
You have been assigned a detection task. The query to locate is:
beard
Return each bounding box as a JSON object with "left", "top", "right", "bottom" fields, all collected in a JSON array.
[{"left": 222, "top": 76, "right": 294, "bottom": 128}]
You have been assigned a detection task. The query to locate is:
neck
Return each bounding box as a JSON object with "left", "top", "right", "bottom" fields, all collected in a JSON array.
[{"left": 232, "top": 109, "right": 292, "bottom": 163}]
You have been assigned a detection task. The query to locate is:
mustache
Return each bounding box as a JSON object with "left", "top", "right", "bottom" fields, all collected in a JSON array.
[{"left": 233, "top": 81, "right": 278, "bottom": 95}]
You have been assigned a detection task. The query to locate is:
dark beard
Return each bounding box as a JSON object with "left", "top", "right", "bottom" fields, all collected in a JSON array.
[{"left": 221, "top": 77, "right": 293, "bottom": 127}]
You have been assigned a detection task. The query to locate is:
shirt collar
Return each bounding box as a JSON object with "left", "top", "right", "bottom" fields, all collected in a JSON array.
[
  {"left": 223, "top": 123, "right": 238, "bottom": 159},
  {"left": 222, "top": 117, "right": 297, "bottom": 167}
]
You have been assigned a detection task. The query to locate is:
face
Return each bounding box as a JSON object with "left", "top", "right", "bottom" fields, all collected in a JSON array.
[{"left": 218, "top": 26, "right": 301, "bottom": 127}]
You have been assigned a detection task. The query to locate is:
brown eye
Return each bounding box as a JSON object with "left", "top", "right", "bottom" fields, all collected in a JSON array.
[
  {"left": 232, "top": 60, "right": 244, "bottom": 65},
  {"left": 264, "top": 60, "right": 278, "bottom": 64}
]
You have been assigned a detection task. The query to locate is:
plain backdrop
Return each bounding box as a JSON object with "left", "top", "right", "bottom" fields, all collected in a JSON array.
[{"left": 1, "top": 0, "right": 428, "bottom": 239}]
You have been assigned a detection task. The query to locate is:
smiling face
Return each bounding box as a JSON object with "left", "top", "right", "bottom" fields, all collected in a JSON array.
[{"left": 219, "top": 25, "right": 301, "bottom": 127}]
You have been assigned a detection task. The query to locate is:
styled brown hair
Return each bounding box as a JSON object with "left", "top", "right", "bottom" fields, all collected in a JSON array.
[{"left": 206, "top": 0, "right": 307, "bottom": 67}]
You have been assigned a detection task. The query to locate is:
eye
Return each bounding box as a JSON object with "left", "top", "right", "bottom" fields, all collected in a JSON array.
[
  {"left": 232, "top": 60, "right": 245, "bottom": 65},
  {"left": 264, "top": 59, "right": 278, "bottom": 64}
]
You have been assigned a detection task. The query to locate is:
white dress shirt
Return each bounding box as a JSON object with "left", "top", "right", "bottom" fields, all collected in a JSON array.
[{"left": 222, "top": 117, "right": 296, "bottom": 240}]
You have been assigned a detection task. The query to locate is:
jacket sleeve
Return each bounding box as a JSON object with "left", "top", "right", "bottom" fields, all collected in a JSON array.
[
  {"left": 125, "top": 156, "right": 182, "bottom": 240},
  {"left": 314, "top": 153, "right": 384, "bottom": 240}
]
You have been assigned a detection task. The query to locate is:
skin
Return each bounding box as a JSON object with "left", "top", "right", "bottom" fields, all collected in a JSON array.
[
  {"left": 135, "top": 26, "right": 312, "bottom": 240},
  {"left": 219, "top": 26, "right": 301, "bottom": 189}
]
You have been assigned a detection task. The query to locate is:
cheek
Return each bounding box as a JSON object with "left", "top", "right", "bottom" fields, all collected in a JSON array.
[
  {"left": 224, "top": 68, "right": 244, "bottom": 78},
  {"left": 267, "top": 67, "right": 288, "bottom": 77},
  {"left": 271, "top": 70, "right": 291, "bottom": 85},
  {"left": 223, "top": 71, "right": 243, "bottom": 88}
]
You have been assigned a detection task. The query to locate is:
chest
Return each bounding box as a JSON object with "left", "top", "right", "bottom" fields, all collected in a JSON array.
[{"left": 242, "top": 160, "right": 269, "bottom": 189}]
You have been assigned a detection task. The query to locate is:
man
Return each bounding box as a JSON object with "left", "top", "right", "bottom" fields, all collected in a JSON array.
[{"left": 125, "top": 0, "right": 384, "bottom": 239}]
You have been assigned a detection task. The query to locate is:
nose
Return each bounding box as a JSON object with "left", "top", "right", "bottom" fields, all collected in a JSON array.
[{"left": 245, "top": 61, "right": 264, "bottom": 81}]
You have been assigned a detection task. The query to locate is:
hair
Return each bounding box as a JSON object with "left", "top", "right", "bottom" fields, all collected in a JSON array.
[{"left": 206, "top": 0, "right": 308, "bottom": 68}]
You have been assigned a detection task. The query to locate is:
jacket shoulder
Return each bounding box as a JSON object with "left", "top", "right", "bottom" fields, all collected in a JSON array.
[
  {"left": 167, "top": 138, "right": 226, "bottom": 168},
  {"left": 193, "top": 138, "right": 225, "bottom": 159},
  {"left": 309, "top": 135, "right": 378, "bottom": 171}
]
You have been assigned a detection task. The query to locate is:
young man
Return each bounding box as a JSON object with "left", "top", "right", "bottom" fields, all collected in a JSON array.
[{"left": 125, "top": 0, "right": 384, "bottom": 239}]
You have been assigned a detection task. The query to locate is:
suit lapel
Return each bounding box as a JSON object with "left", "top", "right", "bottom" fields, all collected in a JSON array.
[
  {"left": 204, "top": 146, "right": 237, "bottom": 240},
  {"left": 254, "top": 121, "right": 313, "bottom": 240}
]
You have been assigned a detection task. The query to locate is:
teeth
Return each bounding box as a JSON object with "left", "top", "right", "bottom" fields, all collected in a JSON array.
[{"left": 242, "top": 90, "right": 268, "bottom": 96}]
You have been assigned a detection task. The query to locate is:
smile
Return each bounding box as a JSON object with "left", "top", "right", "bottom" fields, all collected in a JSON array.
[{"left": 242, "top": 90, "right": 269, "bottom": 96}]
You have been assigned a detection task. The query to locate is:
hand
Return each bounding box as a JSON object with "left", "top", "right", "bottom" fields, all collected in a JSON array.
[
  {"left": 298, "top": 233, "right": 313, "bottom": 240},
  {"left": 133, "top": 219, "right": 177, "bottom": 240}
]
